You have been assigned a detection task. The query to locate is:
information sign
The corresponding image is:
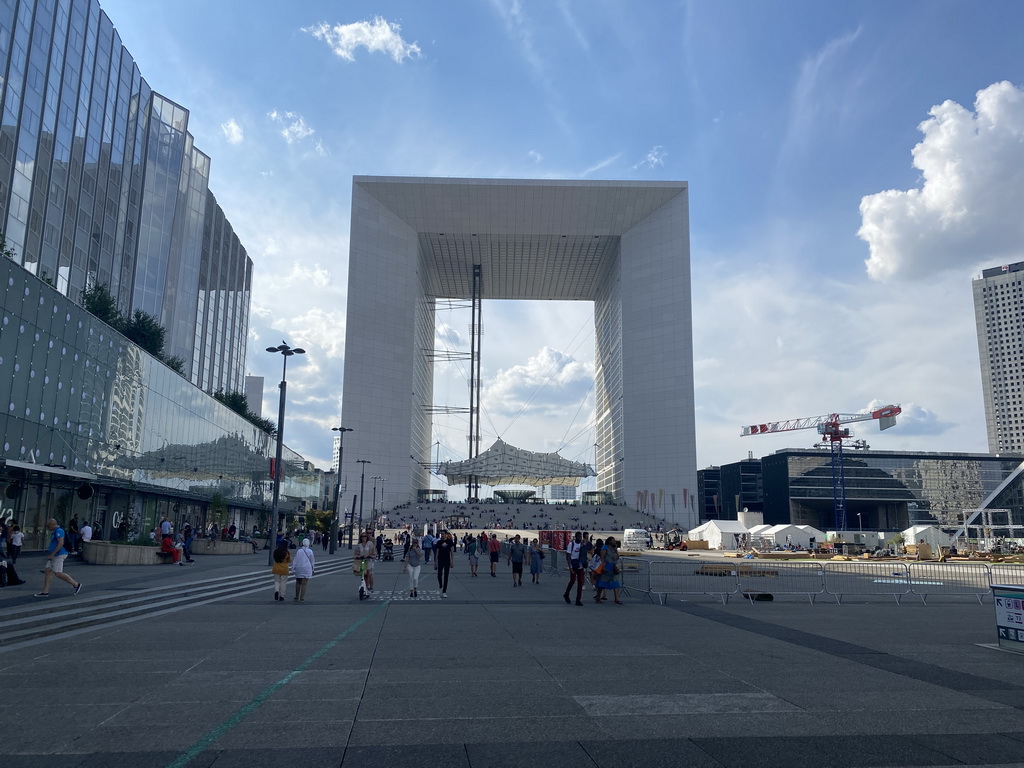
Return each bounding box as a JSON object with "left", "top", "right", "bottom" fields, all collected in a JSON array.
[{"left": 992, "top": 584, "right": 1024, "bottom": 653}]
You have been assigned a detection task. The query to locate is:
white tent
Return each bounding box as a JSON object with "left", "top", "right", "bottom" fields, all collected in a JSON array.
[
  {"left": 688, "top": 520, "right": 750, "bottom": 550},
  {"left": 903, "top": 525, "right": 945, "bottom": 552},
  {"left": 764, "top": 524, "right": 823, "bottom": 549}
]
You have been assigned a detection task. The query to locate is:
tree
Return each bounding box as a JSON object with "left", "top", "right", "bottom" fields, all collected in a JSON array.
[
  {"left": 122, "top": 309, "right": 166, "bottom": 357},
  {"left": 163, "top": 355, "right": 186, "bottom": 375},
  {"left": 1, "top": 232, "right": 17, "bottom": 260},
  {"left": 213, "top": 389, "right": 278, "bottom": 436},
  {"left": 80, "top": 283, "right": 123, "bottom": 327}
]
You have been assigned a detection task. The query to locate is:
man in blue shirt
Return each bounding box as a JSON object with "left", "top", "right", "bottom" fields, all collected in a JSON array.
[{"left": 35, "top": 518, "right": 82, "bottom": 597}]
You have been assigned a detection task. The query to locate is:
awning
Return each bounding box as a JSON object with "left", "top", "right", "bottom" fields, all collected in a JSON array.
[
  {"left": 438, "top": 439, "right": 595, "bottom": 487},
  {"left": 0, "top": 459, "right": 97, "bottom": 481}
]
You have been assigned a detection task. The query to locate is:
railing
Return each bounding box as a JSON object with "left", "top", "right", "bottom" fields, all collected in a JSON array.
[
  {"left": 619, "top": 556, "right": 652, "bottom": 601},
  {"left": 636, "top": 557, "right": 1024, "bottom": 606}
]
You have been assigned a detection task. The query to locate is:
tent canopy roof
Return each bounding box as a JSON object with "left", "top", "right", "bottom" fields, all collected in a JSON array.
[{"left": 438, "top": 439, "right": 595, "bottom": 487}]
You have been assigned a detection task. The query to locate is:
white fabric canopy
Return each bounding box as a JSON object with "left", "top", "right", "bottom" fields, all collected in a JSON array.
[{"left": 438, "top": 439, "right": 596, "bottom": 487}]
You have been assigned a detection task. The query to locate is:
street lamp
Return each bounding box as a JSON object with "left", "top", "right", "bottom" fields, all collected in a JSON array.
[
  {"left": 370, "top": 475, "right": 381, "bottom": 520},
  {"left": 265, "top": 341, "right": 305, "bottom": 565},
  {"left": 330, "top": 426, "right": 352, "bottom": 554},
  {"left": 356, "top": 460, "right": 370, "bottom": 539},
  {"left": 379, "top": 477, "right": 387, "bottom": 522}
]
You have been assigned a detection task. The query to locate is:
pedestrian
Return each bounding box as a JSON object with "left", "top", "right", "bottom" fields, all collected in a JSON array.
[
  {"left": 159, "top": 516, "right": 171, "bottom": 540},
  {"left": 271, "top": 540, "right": 291, "bottom": 601},
  {"left": 354, "top": 532, "right": 375, "bottom": 592},
  {"left": 588, "top": 537, "right": 604, "bottom": 591},
  {"left": 402, "top": 530, "right": 412, "bottom": 562},
  {"left": 9, "top": 524, "right": 24, "bottom": 563},
  {"left": 182, "top": 524, "right": 195, "bottom": 563},
  {"left": 68, "top": 515, "right": 80, "bottom": 554},
  {"left": 375, "top": 532, "right": 384, "bottom": 560},
  {"left": 161, "top": 531, "right": 183, "bottom": 564},
  {"left": 507, "top": 534, "right": 526, "bottom": 587},
  {"left": 292, "top": 538, "right": 315, "bottom": 602},
  {"left": 435, "top": 530, "right": 455, "bottom": 598},
  {"left": 487, "top": 533, "right": 501, "bottom": 577},
  {"left": 404, "top": 537, "right": 422, "bottom": 597},
  {"left": 466, "top": 534, "right": 479, "bottom": 576},
  {"left": 421, "top": 530, "right": 434, "bottom": 563},
  {"left": 79, "top": 520, "right": 93, "bottom": 552},
  {"left": 207, "top": 523, "right": 219, "bottom": 550},
  {"left": 35, "top": 518, "right": 82, "bottom": 597},
  {"left": 563, "top": 531, "right": 586, "bottom": 606},
  {"left": 529, "top": 538, "right": 544, "bottom": 583},
  {"left": 595, "top": 536, "right": 623, "bottom": 605}
]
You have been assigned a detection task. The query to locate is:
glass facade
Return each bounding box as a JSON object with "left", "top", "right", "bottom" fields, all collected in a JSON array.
[
  {"left": 0, "top": 0, "right": 250, "bottom": 393},
  {"left": 761, "top": 448, "right": 1024, "bottom": 532},
  {"left": 0, "top": 254, "right": 317, "bottom": 548}
]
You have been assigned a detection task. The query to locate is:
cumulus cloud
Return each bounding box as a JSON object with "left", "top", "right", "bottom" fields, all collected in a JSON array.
[
  {"left": 303, "top": 17, "right": 421, "bottom": 62},
  {"left": 527, "top": 149, "right": 543, "bottom": 163},
  {"left": 859, "top": 81, "right": 1024, "bottom": 281},
  {"left": 268, "top": 110, "right": 316, "bottom": 144},
  {"left": 634, "top": 145, "right": 667, "bottom": 169},
  {"left": 483, "top": 346, "right": 594, "bottom": 419},
  {"left": 220, "top": 118, "right": 243, "bottom": 144}
]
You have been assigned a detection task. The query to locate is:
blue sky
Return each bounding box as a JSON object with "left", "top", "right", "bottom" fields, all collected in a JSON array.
[{"left": 99, "top": 0, "right": 1024, "bottom": 497}]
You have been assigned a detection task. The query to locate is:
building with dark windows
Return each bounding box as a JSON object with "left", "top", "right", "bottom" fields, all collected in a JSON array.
[
  {"left": 973, "top": 261, "right": 1024, "bottom": 453},
  {"left": 0, "top": 0, "right": 250, "bottom": 393},
  {"left": 696, "top": 466, "right": 721, "bottom": 520},
  {"left": 760, "top": 448, "right": 1024, "bottom": 533}
]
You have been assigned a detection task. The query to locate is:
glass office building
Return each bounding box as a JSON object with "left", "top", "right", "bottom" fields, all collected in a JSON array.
[
  {"left": 0, "top": 258, "right": 318, "bottom": 548},
  {"left": 761, "top": 448, "right": 1024, "bottom": 532},
  {"left": 0, "top": 0, "right": 251, "bottom": 393}
]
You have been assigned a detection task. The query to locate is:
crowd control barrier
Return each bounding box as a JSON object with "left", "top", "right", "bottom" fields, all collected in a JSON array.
[
  {"left": 821, "top": 561, "right": 911, "bottom": 604},
  {"left": 907, "top": 562, "right": 991, "bottom": 604}
]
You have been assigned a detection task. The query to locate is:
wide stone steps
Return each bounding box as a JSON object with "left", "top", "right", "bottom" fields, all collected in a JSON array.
[{"left": 0, "top": 557, "right": 354, "bottom": 647}]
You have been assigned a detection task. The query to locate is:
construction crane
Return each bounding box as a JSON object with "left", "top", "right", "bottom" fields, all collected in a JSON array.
[{"left": 741, "top": 405, "right": 902, "bottom": 531}]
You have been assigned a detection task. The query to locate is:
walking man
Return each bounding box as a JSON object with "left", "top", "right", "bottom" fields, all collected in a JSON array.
[
  {"left": 435, "top": 530, "right": 455, "bottom": 598},
  {"left": 487, "top": 533, "right": 501, "bottom": 577},
  {"left": 507, "top": 534, "right": 526, "bottom": 587},
  {"left": 563, "top": 531, "right": 586, "bottom": 605},
  {"left": 35, "top": 518, "right": 82, "bottom": 597}
]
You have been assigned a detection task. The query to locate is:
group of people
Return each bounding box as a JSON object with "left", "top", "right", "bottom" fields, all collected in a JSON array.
[
  {"left": 270, "top": 537, "right": 316, "bottom": 602},
  {"left": 562, "top": 532, "right": 623, "bottom": 605}
]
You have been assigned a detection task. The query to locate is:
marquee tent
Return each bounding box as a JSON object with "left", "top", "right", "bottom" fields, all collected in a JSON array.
[
  {"left": 687, "top": 520, "right": 750, "bottom": 550},
  {"left": 438, "top": 439, "right": 596, "bottom": 487}
]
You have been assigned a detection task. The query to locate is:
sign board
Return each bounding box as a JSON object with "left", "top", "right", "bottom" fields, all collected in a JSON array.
[{"left": 992, "top": 584, "right": 1024, "bottom": 653}]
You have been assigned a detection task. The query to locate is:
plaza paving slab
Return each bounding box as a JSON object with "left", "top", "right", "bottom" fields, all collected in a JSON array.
[{"left": 0, "top": 551, "right": 1023, "bottom": 767}]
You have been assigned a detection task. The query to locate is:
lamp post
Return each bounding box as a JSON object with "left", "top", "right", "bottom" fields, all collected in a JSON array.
[
  {"left": 370, "top": 475, "right": 381, "bottom": 521},
  {"left": 857, "top": 512, "right": 863, "bottom": 539},
  {"left": 356, "top": 460, "right": 370, "bottom": 539},
  {"left": 265, "top": 341, "right": 305, "bottom": 565},
  {"left": 379, "top": 477, "right": 387, "bottom": 523},
  {"left": 330, "top": 426, "right": 352, "bottom": 555}
]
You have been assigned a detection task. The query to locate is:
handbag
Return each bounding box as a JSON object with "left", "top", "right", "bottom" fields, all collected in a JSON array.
[{"left": 592, "top": 560, "right": 605, "bottom": 575}]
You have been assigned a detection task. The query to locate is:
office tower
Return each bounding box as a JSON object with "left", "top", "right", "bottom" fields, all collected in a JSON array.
[
  {"left": 973, "top": 262, "right": 1024, "bottom": 452},
  {"left": 0, "top": 0, "right": 251, "bottom": 392}
]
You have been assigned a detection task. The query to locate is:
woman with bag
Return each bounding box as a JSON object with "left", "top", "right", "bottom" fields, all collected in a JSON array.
[
  {"left": 588, "top": 537, "right": 604, "bottom": 592},
  {"left": 529, "top": 538, "right": 544, "bottom": 584},
  {"left": 595, "top": 536, "right": 623, "bottom": 604},
  {"left": 292, "top": 538, "right": 315, "bottom": 602},
  {"left": 270, "top": 540, "right": 291, "bottom": 601}
]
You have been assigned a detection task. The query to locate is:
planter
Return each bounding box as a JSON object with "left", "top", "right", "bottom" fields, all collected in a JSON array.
[{"left": 82, "top": 539, "right": 256, "bottom": 564}]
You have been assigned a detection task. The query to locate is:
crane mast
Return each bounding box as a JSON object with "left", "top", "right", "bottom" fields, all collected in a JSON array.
[{"left": 741, "top": 405, "right": 902, "bottom": 531}]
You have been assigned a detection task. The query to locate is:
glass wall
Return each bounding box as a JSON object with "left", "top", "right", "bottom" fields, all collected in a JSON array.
[{"left": 0, "top": 259, "right": 317, "bottom": 547}]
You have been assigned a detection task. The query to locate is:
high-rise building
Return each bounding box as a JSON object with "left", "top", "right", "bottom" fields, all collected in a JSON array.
[
  {"left": 0, "top": 0, "right": 251, "bottom": 393},
  {"left": 973, "top": 262, "right": 1024, "bottom": 452}
]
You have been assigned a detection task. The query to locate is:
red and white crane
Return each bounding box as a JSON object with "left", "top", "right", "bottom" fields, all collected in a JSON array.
[{"left": 741, "top": 405, "right": 902, "bottom": 531}]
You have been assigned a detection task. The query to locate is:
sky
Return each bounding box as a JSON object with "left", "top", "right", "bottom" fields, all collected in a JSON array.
[{"left": 98, "top": 0, "right": 1024, "bottom": 499}]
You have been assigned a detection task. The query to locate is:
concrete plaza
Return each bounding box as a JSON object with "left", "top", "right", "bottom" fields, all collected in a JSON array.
[{"left": 1, "top": 550, "right": 1023, "bottom": 767}]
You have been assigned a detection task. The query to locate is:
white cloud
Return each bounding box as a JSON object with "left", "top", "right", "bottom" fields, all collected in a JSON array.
[
  {"left": 268, "top": 109, "right": 316, "bottom": 144},
  {"left": 527, "top": 149, "right": 543, "bottom": 163},
  {"left": 483, "top": 346, "right": 595, "bottom": 420},
  {"left": 303, "top": 17, "right": 421, "bottom": 63},
  {"left": 859, "top": 81, "right": 1024, "bottom": 281},
  {"left": 634, "top": 145, "right": 666, "bottom": 169},
  {"left": 220, "top": 118, "right": 243, "bottom": 144}
]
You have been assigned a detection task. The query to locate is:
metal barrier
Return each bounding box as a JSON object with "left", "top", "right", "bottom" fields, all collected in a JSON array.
[
  {"left": 823, "top": 561, "right": 911, "bottom": 604},
  {"left": 735, "top": 561, "right": 825, "bottom": 604},
  {"left": 649, "top": 560, "right": 739, "bottom": 604},
  {"left": 989, "top": 563, "right": 1024, "bottom": 588},
  {"left": 908, "top": 562, "right": 991, "bottom": 604},
  {"left": 619, "top": 556, "right": 652, "bottom": 600}
]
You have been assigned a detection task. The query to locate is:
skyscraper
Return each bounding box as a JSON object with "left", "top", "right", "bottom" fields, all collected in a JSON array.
[
  {"left": 973, "top": 261, "right": 1024, "bottom": 452},
  {"left": 0, "top": 0, "right": 251, "bottom": 392}
]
